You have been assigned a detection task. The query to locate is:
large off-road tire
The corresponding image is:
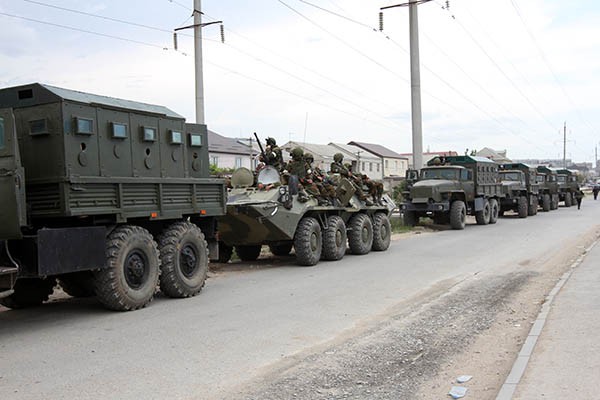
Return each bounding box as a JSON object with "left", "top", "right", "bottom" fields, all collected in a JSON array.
[
  {"left": 235, "top": 245, "right": 262, "bottom": 261},
  {"left": 58, "top": 272, "right": 95, "bottom": 298},
  {"left": 322, "top": 215, "right": 347, "bottom": 261},
  {"left": 564, "top": 192, "right": 572, "bottom": 207},
  {"left": 0, "top": 277, "right": 56, "bottom": 309},
  {"left": 372, "top": 213, "right": 391, "bottom": 252},
  {"left": 269, "top": 242, "right": 294, "bottom": 256},
  {"left": 449, "top": 200, "right": 466, "bottom": 230},
  {"left": 551, "top": 194, "right": 559, "bottom": 210},
  {"left": 403, "top": 210, "right": 417, "bottom": 227},
  {"left": 294, "top": 217, "right": 322, "bottom": 266},
  {"left": 475, "top": 199, "right": 491, "bottom": 225},
  {"left": 517, "top": 196, "right": 528, "bottom": 218},
  {"left": 218, "top": 242, "right": 233, "bottom": 263},
  {"left": 488, "top": 198, "right": 499, "bottom": 224},
  {"left": 348, "top": 213, "right": 373, "bottom": 255},
  {"left": 542, "top": 194, "right": 551, "bottom": 212},
  {"left": 94, "top": 225, "right": 160, "bottom": 311},
  {"left": 158, "top": 222, "right": 208, "bottom": 298},
  {"left": 528, "top": 195, "right": 538, "bottom": 216}
]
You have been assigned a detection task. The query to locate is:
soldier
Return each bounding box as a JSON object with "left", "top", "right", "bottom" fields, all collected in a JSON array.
[
  {"left": 304, "top": 153, "right": 337, "bottom": 206},
  {"left": 259, "top": 137, "right": 283, "bottom": 171},
  {"left": 361, "top": 174, "right": 384, "bottom": 205},
  {"left": 282, "top": 147, "right": 309, "bottom": 202},
  {"left": 330, "top": 153, "right": 350, "bottom": 176}
]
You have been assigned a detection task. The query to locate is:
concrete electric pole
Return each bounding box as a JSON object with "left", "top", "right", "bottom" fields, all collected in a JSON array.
[{"left": 380, "top": 0, "right": 432, "bottom": 170}]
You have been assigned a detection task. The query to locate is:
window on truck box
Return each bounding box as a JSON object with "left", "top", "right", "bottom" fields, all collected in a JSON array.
[
  {"left": 0, "top": 117, "right": 4, "bottom": 150},
  {"left": 111, "top": 122, "right": 128, "bottom": 139}
]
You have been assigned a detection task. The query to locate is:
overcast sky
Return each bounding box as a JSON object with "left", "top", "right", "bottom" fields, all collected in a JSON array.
[{"left": 1, "top": 0, "right": 599, "bottom": 164}]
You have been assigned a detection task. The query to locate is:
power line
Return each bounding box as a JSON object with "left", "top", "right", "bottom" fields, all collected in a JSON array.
[{"left": 0, "top": 11, "right": 168, "bottom": 49}]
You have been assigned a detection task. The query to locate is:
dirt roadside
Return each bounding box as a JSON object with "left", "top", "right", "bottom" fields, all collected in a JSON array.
[{"left": 224, "top": 226, "right": 600, "bottom": 400}]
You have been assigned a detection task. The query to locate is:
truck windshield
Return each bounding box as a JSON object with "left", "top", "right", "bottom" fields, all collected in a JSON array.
[
  {"left": 557, "top": 176, "right": 566, "bottom": 183},
  {"left": 421, "top": 168, "right": 458, "bottom": 180},
  {"left": 500, "top": 172, "right": 521, "bottom": 181},
  {"left": 535, "top": 175, "right": 545, "bottom": 183},
  {"left": 0, "top": 117, "right": 4, "bottom": 150}
]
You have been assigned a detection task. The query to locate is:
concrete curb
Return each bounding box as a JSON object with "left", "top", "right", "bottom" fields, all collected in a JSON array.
[{"left": 495, "top": 239, "right": 599, "bottom": 400}]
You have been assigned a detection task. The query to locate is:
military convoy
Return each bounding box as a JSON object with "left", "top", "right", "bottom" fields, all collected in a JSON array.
[
  {"left": 401, "top": 155, "right": 503, "bottom": 230},
  {"left": 218, "top": 165, "right": 396, "bottom": 266},
  {"left": 401, "top": 156, "right": 581, "bottom": 229},
  {"left": 0, "top": 83, "right": 226, "bottom": 311}
]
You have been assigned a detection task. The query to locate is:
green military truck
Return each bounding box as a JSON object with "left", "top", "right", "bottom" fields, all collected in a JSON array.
[
  {"left": 498, "top": 163, "right": 539, "bottom": 218},
  {"left": 535, "top": 166, "right": 559, "bottom": 211},
  {"left": 401, "top": 155, "right": 503, "bottom": 230},
  {"left": 0, "top": 83, "right": 226, "bottom": 311},
  {"left": 555, "top": 168, "right": 580, "bottom": 207}
]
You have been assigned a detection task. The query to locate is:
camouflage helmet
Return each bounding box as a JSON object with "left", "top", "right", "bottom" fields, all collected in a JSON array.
[
  {"left": 333, "top": 153, "right": 344, "bottom": 162},
  {"left": 290, "top": 146, "right": 304, "bottom": 160},
  {"left": 266, "top": 137, "right": 276, "bottom": 146},
  {"left": 304, "top": 152, "right": 314, "bottom": 163}
]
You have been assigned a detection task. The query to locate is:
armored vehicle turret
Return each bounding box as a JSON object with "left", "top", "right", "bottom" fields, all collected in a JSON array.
[
  {"left": 400, "top": 155, "right": 504, "bottom": 230},
  {"left": 0, "top": 83, "right": 226, "bottom": 311},
  {"left": 218, "top": 166, "right": 395, "bottom": 266}
]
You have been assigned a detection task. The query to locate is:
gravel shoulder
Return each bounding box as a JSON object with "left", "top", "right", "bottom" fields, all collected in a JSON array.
[{"left": 223, "top": 226, "right": 599, "bottom": 400}]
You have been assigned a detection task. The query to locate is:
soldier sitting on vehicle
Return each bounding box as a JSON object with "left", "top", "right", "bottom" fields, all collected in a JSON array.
[
  {"left": 361, "top": 174, "right": 384, "bottom": 205},
  {"left": 282, "top": 147, "right": 309, "bottom": 202},
  {"left": 304, "top": 153, "right": 337, "bottom": 206},
  {"left": 259, "top": 137, "right": 283, "bottom": 171}
]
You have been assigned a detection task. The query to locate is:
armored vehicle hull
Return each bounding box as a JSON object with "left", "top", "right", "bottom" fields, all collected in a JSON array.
[
  {"left": 0, "top": 83, "right": 226, "bottom": 311},
  {"left": 218, "top": 168, "right": 395, "bottom": 266}
]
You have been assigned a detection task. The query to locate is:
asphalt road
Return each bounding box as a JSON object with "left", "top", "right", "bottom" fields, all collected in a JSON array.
[{"left": 1, "top": 199, "right": 599, "bottom": 400}]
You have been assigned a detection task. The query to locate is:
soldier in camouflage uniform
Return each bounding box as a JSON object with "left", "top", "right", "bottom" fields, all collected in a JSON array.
[
  {"left": 304, "top": 153, "right": 337, "bottom": 206},
  {"left": 329, "top": 153, "right": 372, "bottom": 206},
  {"left": 282, "top": 147, "right": 309, "bottom": 202},
  {"left": 259, "top": 137, "right": 283, "bottom": 171}
]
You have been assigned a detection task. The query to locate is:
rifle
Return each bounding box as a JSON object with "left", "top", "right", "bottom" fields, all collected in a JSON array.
[{"left": 254, "top": 132, "right": 267, "bottom": 162}]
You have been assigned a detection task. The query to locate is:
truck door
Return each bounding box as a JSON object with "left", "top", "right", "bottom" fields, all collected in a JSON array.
[{"left": 0, "top": 108, "right": 26, "bottom": 239}]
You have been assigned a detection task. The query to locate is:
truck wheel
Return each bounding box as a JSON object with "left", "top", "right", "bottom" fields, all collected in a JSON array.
[
  {"left": 269, "top": 242, "right": 293, "bottom": 256},
  {"left": 403, "top": 210, "right": 417, "bottom": 227},
  {"left": 322, "top": 215, "right": 347, "bottom": 261},
  {"left": 372, "top": 213, "right": 391, "bottom": 251},
  {"left": 294, "top": 217, "right": 322, "bottom": 266},
  {"left": 94, "top": 225, "right": 160, "bottom": 311},
  {"left": 450, "top": 200, "right": 466, "bottom": 230},
  {"left": 542, "top": 194, "right": 551, "bottom": 212},
  {"left": 218, "top": 242, "right": 233, "bottom": 263},
  {"left": 564, "top": 193, "right": 572, "bottom": 207},
  {"left": 58, "top": 272, "right": 95, "bottom": 298},
  {"left": 488, "top": 199, "right": 499, "bottom": 224},
  {"left": 348, "top": 213, "right": 373, "bottom": 255},
  {"left": 518, "top": 196, "right": 528, "bottom": 218},
  {"left": 475, "top": 199, "right": 491, "bottom": 225},
  {"left": 0, "top": 277, "right": 56, "bottom": 309},
  {"left": 528, "top": 195, "right": 538, "bottom": 216},
  {"left": 551, "top": 194, "right": 559, "bottom": 210},
  {"left": 235, "top": 245, "right": 262, "bottom": 261},
  {"left": 158, "top": 222, "right": 208, "bottom": 298}
]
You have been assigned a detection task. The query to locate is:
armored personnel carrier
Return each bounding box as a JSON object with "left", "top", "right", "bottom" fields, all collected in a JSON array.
[
  {"left": 498, "top": 163, "right": 540, "bottom": 218},
  {"left": 0, "top": 83, "right": 226, "bottom": 311},
  {"left": 217, "top": 166, "right": 395, "bottom": 266},
  {"left": 535, "top": 166, "right": 559, "bottom": 211},
  {"left": 401, "top": 155, "right": 503, "bottom": 230}
]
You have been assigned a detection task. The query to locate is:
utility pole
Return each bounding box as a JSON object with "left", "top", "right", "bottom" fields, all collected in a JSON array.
[
  {"left": 380, "top": 0, "right": 432, "bottom": 170},
  {"left": 563, "top": 121, "right": 567, "bottom": 168},
  {"left": 174, "top": 2, "right": 223, "bottom": 124},
  {"left": 193, "top": 0, "right": 205, "bottom": 124}
]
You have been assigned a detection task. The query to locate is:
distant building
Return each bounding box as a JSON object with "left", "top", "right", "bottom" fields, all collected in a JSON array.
[
  {"left": 208, "top": 130, "right": 259, "bottom": 171},
  {"left": 475, "top": 148, "right": 511, "bottom": 163},
  {"left": 328, "top": 143, "right": 383, "bottom": 179},
  {"left": 347, "top": 141, "right": 409, "bottom": 177}
]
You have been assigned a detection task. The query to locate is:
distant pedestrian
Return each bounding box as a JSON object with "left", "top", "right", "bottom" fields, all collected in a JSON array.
[
  {"left": 593, "top": 185, "right": 599, "bottom": 200},
  {"left": 575, "top": 189, "right": 584, "bottom": 210}
]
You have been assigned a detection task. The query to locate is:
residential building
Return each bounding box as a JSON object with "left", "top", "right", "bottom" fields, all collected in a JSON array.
[
  {"left": 328, "top": 143, "right": 383, "bottom": 179},
  {"left": 348, "top": 141, "right": 409, "bottom": 177},
  {"left": 207, "top": 130, "right": 259, "bottom": 171},
  {"left": 475, "top": 147, "right": 511, "bottom": 163}
]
